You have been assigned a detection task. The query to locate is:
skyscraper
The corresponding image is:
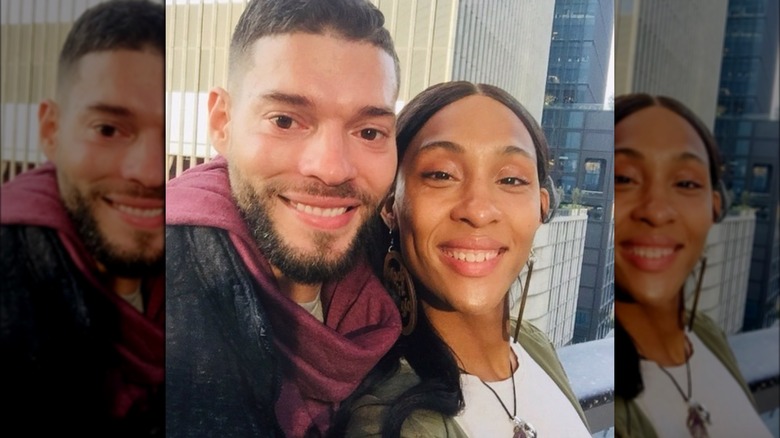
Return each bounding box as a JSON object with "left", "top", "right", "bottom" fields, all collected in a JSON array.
[
  {"left": 542, "top": 0, "right": 615, "bottom": 342},
  {"left": 714, "top": 0, "right": 780, "bottom": 330}
]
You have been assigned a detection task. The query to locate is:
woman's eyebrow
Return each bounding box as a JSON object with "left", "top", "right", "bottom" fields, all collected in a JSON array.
[
  {"left": 615, "top": 147, "right": 643, "bottom": 160},
  {"left": 502, "top": 144, "right": 534, "bottom": 159},
  {"left": 419, "top": 140, "right": 464, "bottom": 154}
]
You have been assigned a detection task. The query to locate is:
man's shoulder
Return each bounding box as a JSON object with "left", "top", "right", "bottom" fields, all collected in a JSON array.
[{"left": 1, "top": 224, "right": 60, "bottom": 266}]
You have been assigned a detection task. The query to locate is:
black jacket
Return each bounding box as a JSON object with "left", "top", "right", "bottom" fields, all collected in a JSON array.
[
  {"left": 0, "top": 225, "right": 164, "bottom": 437},
  {"left": 165, "top": 225, "right": 284, "bottom": 437}
]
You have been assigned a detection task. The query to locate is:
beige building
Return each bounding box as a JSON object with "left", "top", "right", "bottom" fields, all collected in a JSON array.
[
  {"left": 510, "top": 209, "right": 589, "bottom": 348},
  {"left": 691, "top": 211, "right": 757, "bottom": 334},
  {"left": 614, "top": 0, "right": 728, "bottom": 128}
]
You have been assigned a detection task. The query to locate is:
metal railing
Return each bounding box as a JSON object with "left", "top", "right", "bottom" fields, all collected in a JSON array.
[{"left": 558, "top": 324, "right": 780, "bottom": 436}]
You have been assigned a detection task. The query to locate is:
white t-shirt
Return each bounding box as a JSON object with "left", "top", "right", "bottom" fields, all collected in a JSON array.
[
  {"left": 298, "top": 291, "right": 324, "bottom": 323},
  {"left": 120, "top": 286, "right": 144, "bottom": 313},
  {"left": 454, "top": 340, "right": 591, "bottom": 437},
  {"left": 635, "top": 332, "right": 772, "bottom": 437}
]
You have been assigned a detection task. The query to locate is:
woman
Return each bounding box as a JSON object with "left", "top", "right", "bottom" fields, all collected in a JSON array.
[
  {"left": 614, "top": 93, "right": 771, "bottom": 437},
  {"left": 337, "top": 81, "right": 591, "bottom": 437}
]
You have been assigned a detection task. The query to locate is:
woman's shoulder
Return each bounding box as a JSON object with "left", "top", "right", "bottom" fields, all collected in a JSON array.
[{"left": 344, "top": 362, "right": 467, "bottom": 438}]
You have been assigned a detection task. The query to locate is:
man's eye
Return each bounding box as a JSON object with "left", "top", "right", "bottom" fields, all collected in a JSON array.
[
  {"left": 360, "top": 128, "right": 383, "bottom": 141},
  {"left": 97, "top": 124, "right": 118, "bottom": 137},
  {"left": 272, "top": 116, "right": 294, "bottom": 129},
  {"left": 615, "top": 175, "right": 632, "bottom": 184}
]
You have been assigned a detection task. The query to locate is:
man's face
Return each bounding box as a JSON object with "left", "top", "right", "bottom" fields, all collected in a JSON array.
[
  {"left": 211, "top": 33, "right": 398, "bottom": 284},
  {"left": 41, "top": 49, "right": 165, "bottom": 277}
]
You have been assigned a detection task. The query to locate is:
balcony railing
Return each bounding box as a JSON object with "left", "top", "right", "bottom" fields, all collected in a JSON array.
[{"left": 557, "top": 324, "right": 780, "bottom": 436}]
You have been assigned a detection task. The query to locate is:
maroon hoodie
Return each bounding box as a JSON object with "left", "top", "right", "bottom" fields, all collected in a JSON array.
[
  {"left": 166, "top": 156, "right": 401, "bottom": 436},
  {"left": 0, "top": 163, "right": 164, "bottom": 419}
]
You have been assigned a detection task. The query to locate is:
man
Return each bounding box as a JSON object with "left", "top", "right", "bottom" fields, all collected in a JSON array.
[
  {"left": 165, "top": 0, "right": 402, "bottom": 436},
  {"left": 0, "top": 1, "right": 164, "bottom": 435}
]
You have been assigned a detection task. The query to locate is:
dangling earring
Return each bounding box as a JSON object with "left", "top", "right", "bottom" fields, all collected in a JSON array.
[
  {"left": 383, "top": 230, "right": 417, "bottom": 335},
  {"left": 513, "top": 249, "right": 536, "bottom": 342},
  {"left": 688, "top": 257, "right": 708, "bottom": 332}
]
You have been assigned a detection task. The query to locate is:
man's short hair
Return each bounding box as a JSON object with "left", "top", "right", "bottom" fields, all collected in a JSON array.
[
  {"left": 57, "top": 0, "right": 165, "bottom": 91},
  {"left": 229, "top": 0, "right": 400, "bottom": 91}
]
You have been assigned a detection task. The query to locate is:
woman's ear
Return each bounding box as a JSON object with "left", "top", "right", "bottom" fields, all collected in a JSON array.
[
  {"left": 712, "top": 188, "right": 723, "bottom": 222},
  {"left": 380, "top": 192, "right": 397, "bottom": 230},
  {"left": 539, "top": 187, "right": 550, "bottom": 223}
]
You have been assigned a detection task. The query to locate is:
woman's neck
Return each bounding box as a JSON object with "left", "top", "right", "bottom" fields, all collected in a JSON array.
[
  {"left": 424, "top": 302, "right": 514, "bottom": 382},
  {"left": 616, "top": 297, "right": 689, "bottom": 366}
]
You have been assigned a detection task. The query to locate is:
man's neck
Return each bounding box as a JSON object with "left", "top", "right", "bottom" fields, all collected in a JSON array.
[
  {"left": 113, "top": 277, "right": 142, "bottom": 296},
  {"left": 271, "top": 265, "right": 322, "bottom": 303}
]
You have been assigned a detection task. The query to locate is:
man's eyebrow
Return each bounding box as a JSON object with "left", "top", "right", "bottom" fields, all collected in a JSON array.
[
  {"left": 258, "top": 91, "right": 313, "bottom": 107},
  {"left": 256, "top": 92, "right": 394, "bottom": 119},
  {"left": 419, "top": 140, "right": 464, "bottom": 153},
  {"left": 86, "top": 103, "right": 133, "bottom": 118},
  {"left": 357, "top": 105, "right": 395, "bottom": 119}
]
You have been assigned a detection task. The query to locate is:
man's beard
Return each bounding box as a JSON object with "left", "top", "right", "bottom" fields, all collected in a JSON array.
[
  {"left": 232, "top": 171, "right": 381, "bottom": 285},
  {"left": 62, "top": 182, "right": 164, "bottom": 278}
]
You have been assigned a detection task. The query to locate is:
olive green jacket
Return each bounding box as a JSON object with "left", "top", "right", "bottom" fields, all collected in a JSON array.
[
  {"left": 344, "top": 320, "right": 589, "bottom": 437},
  {"left": 615, "top": 312, "right": 756, "bottom": 438}
]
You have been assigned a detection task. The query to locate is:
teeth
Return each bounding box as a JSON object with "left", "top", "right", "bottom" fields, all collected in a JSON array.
[
  {"left": 292, "top": 201, "right": 348, "bottom": 217},
  {"left": 444, "top": 249, "right": 500, "bottom": 263},
  {"left": 114, "top": 204, "right": 162, "bottom": 218},
  {"left": 629, "top": 247, "right": 674, "bottom": 259}
]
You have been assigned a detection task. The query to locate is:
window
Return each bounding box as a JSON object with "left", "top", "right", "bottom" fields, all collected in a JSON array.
[
  {"left": 567, "top": 111, "right": 584, "bottom": 128},
  {"left": 751, "top": 164, "right": 772, "bottom": 193},
  {"left": 564, "top": 131, "right": 581, "bottom": 148},
  {"left": 738, "top": 121, "right": 752, "bottom": 136},
  {"left": 560, "top": 175, "right": 577, "bottom": 194},
  {"left": 735, "top": 139, "right": 750, "bottom": 155},
  {"left": 557, "top": 152, "right": 579, "bottom": 173},
  {"left": 583, "top": 158, "right": 606, "bottom": 191}
]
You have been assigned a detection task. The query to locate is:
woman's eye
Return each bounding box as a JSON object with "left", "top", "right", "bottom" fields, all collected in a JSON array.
[
  {"left": 677, "top": 180, "right": 703, "bottom": 189},
  {"left": 422, "top": 171, "right": 452, "bottom": 180},
  {"left": 359, "top": 128, "right": 384, "bottom": 141},
  {"left": 499, "top": 176, "right": 529, "bottom": 186},
  {"left": 615, "top": 174, "right": 632, "bottom": 184},
  {"left": 271, "top": 115, "right": 294, "bottom": 129}
]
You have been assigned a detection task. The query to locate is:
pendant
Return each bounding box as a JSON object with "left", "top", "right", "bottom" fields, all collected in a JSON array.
[
  {"left": 512, "top": 416, "right": 537, "bottom": 438},
  {"left": 686, "top": 401, "right": 711, "bottom": 438}
]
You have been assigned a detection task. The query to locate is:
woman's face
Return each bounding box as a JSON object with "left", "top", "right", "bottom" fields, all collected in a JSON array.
[
  {"left": 614, "top": 105, "right": 721, "bottom": 306},
  {"left": 388, "top": 94, "right": 548, "bottom": 316}
]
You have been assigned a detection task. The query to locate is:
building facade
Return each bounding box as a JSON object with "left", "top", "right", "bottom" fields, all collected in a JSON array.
[
  {"left": 543, "top": 107, "right": 615, "bottom": 343},
  {"left": 614, "top": 0, "right": 728, "bottom": 128},
  {"left": 510, "top": 210, "right": 589, "bottom": 348},
  {"left": 542, "top": 0, "right": 615, "bottom": 343},
  {"left": 714, "top": 0, "right": 780, "bottom": 330}
]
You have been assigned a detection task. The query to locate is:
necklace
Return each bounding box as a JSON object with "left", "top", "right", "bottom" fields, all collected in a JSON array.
[
  {"left": 477, "top": 358, "right": 537, "bottom": 438},
  {"left": 655, "top": 336, "right": 711, "bottom": 438}
]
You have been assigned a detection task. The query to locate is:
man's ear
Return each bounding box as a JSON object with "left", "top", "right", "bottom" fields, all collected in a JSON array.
[
  {"left": 539, "top": 187, "right": 550, "bottom": 223},
  {"left": 380, "top": 192, "right": 397, "bottom": 230},
  {"left": 38, "top": 99, "right": 59, "bottom": 162},
  {"left": 208, "top": 87, "right": 231, "bottom": 156}
]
